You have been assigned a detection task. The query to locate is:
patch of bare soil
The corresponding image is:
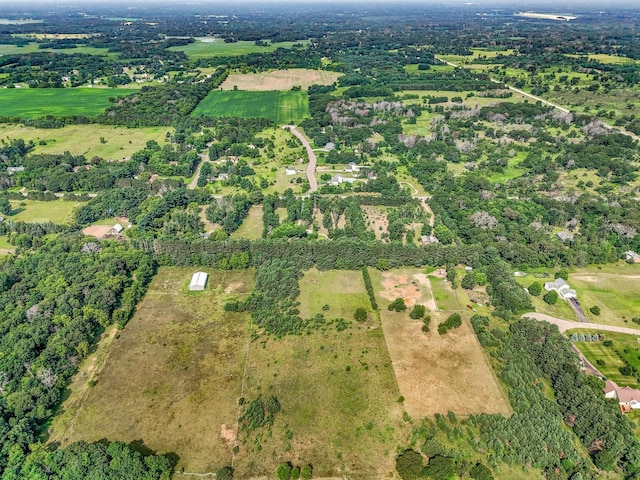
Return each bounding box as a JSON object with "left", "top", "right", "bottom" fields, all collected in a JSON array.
[
  {"left": 82, "top": 225, "right": 111, "bottom": 239},
  {"left": 379, "top": 271, "right": 437, "bottom": 310}
]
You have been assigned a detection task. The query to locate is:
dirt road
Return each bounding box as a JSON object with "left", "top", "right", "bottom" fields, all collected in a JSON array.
[{"left": 283, "top": 125, "right": 318, "bottom": 192}]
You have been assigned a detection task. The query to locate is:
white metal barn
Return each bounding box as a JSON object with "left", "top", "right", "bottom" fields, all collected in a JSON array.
[{"left": 189, "top": 271, "right": 208, "bottom": 291}]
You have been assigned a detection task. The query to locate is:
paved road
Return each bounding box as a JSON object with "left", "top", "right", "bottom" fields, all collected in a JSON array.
[
  {"left": 188, "top": 156, "right": 207, "bottom": 190},
  {"left": 523, "top": 312, "right": 640, "bottom": 336},
  {"left": 283, "top": 125, "right": 318, "bottom": 192}
]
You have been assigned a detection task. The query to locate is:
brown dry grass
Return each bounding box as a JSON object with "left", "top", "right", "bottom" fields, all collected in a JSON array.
[
  {"left": 361, "top": 205, "right": 388, "bottom": 240},
  {"left": 381, "top": 310, "right": 511, "bottom": 418},
  {"left": 52, "top": 268, "right": 254, "bottom": 473},
  {"left": 220, "top": 69, "right": 341, "bottom": 91},
  {"left": 378, "top": 270, "right": 437, "bottom": 311}
]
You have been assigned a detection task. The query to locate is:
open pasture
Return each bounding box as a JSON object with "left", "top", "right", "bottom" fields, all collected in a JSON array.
[
  {"left": 168, "top": 38, "right": 308, "bottom": 58},
  {"left": 50, "top": 268, "right": 254, "bottom": 474},
  {"left": 0, "top": 124, "right": 171, "bottom": 160},
  {"left": 233, "top": 268, "right": 406, "bottom": 479},
  {"left": 191, "top": 90, "right": 309, "bottom": 124},
  {"left": 230, "top": 204, "right": 263, "bottom": 240},
  {"left": 569, "top": 267, "right": 640, "bottom": 328},
  {"left": 220, "top": 68, "right": 341, "bottom": 91},
  {"left": 0, "top": 88, "right": 126, "bottom": 118},
  {"left": 9, "top": 199, "right": 82, "bottom": 224}
]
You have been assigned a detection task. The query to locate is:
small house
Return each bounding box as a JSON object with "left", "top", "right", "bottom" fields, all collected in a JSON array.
[
  {"left": 344, "top": 162, "right": 360, "bottom": 173},
  {"left": 604, "top": 380, "right": 640, "bottom": 412},
  {"left": 325, "top": 142, "right": 335, "bottom": 151},
  {"left": 624, "top": 251, "right": 640, "bottom": 263},
  {"left": 329, "top": 175, "right": 344, "bottom": 186},
  {"left": 544, "top": 277, "right": 577, "bottom": 300},
  {"left": 189, "top": 271, "right": 208, "bottom": 291},
  {"left": 285, "top": 166, "right": 297, "bottom": 176}
]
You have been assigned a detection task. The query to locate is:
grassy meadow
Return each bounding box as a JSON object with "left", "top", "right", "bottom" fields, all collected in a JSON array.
[
  {"left": 0, "top": 124, "right": 171, "bottom": 160},
  {"left": 192, "top": 90, "right": 309, "bottom": 124},
  {"left": 168, "top": 39, "right": 309, "bottom": 58},
  {"left": 0, "top": 88, "right": 127, "bottom": 118},
  {"left": 50, "top": 268, "right": 254, "bottom": 474},
  {"left": 8, "top": 199, "right": 83, "bottom": 224}
]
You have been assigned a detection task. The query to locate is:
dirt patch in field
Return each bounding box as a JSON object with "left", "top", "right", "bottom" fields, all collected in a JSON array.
[
  {"left": 224, "top": 282, "right": 245, "bottom": 294},
  {"left": 381, "top": 311, "right": 511, "bottom": 418},
  {"left": 82, "top": 225, "right": 111, "bottom": 239},
  {"left": 219, "top": 424, "right": 236, "bottom": 445},
  {"left": 221, "top": 68, "right": 341, "bottom": 91},
  {"left": 379, "top": 271, "right": 437, "bottom": 311}
]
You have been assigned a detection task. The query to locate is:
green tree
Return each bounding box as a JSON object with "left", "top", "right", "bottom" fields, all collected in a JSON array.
[
  {"left": 543, "top": 290, "right": 559, "bottom": 305},
  {"left": 395, "top": 449, "right": 424, "bottom": 480},
  {"left": 590, "top": 305, "right": 601, "bottom": 315},
  {"left": 461, "top": 272, "right": 476, "bottom": 290},
  {"left": 301, "top": 464, "right": 313, "bottom": 479},
  {"left": 434, "top": 224, "right": 454, "bottom": 244},
  {"left": 424, "top": 455, "right": 455, "bottom": 479},
  {"left": 354, "top": 307, "right": 368, "bottom": 322},
  {"left": 528, "top": 282, "right": 542, "bottom": 296},
  {"left": 388, "top": 298, "right": 407, "bottom": 312},
  {"left": 469, "top": 462, "right": 494, "bottom": 480},
  {"left": 276, "top": 463, "right": 293, "bottom": 480},
  {"left": 409, "top": 304, "right": 426, "bottom": 319}
]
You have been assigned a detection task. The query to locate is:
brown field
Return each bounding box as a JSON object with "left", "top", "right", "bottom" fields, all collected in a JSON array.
[
  {"left": 50, "top": 268, "right": 254, "bottom": 474},
  {"left": 381, "top": 310, "right": 511, "bottom": 418},
  {"left": 220, "top": 68, "right": 341, "bottom": 91},
  {"left": 372, "top": 268, "right": 510, "bottom": 419},
  {"left": 81, "top": 225, "right": 111, "bottom": 239}
]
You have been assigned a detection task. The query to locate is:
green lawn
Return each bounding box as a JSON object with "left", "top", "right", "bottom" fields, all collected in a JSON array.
[
  {"left": 9, "top": 199, "right": 82, "bottom": 224},
  {"left": 570, "top": 330, "right": 640, "bottom": 388},
  {"left": 192, "top": 90, "right": 309, "bottom": 124},
  {"left": 0, "top": 88, "right": 127, "bottom": 118},
  {"left": 0, "top": 42, "right": 114, "bottom": 57},
  {"left": 428, "top": 275, "right": 462, "bottom": 311},
  {"left": 168, "top": 39, "right": 308, "bottom": 58}
]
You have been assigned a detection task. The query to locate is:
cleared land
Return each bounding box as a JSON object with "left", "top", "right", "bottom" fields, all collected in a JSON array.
[
  {"left": 9, "top": 199, "right": 82, "bottom": 224},
  {"left": 192, "top": 91, "right": 309, "bottom": 124},
  {"left": 221, "top": 69, "right": 341, "bottom": 91},
  {"left": 231, "top": 205, "right": 263, "bottom": 240},
  {"left": 168, "top": 39, "right": 308, "bottom": 58},
  {"left": 234, "top": 268, "right": 407, "bottom": 479},
  {"left": 372, "top": 268, "right": 510, "bottom": 419},
  {"left": 0, "top": 124, "right": 171, "bottom": 160},
  {"left": 51, "top": 268, "right": 254, "bottom": 473},
  {"left": 0, "top": 88, "right": 127, "bottom": 118}
]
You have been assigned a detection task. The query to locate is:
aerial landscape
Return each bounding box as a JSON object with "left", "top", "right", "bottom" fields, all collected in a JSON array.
[{"left": 2, "top": 0, "right": 640, "bottom": 479}]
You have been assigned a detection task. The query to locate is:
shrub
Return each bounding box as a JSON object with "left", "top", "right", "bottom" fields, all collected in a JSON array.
[
  {"left": 543, "top": 290, "right": 558, "bottom": 305},
  {"left": 528, "top": 281, "right": 542, "bottom": 296},
  {"left": 388, "top": 298, "right": 407, "bottom": 312},
  {"left": 276, "top": 463, "right": 292, "bottom": 480},
  {"left": 470, "top": 462, "right": 494, "bottom": 480},
  {"left": 590, "top": 305, "right": 601, "bottom": 315},
  {"left": 438, "top": 313, "right": 462, "bottom": 335},
  {"left": 354, "top": 307, "right": 368, "bottom": 322},
  {"left": 604, "top": 340, "right": 614, "bottom": 347},
  {"left": 596, "top": 359, "right": 606, "bottom": 366},
  {"left": 301, "top": 464, "right": 313, "bottom": 479},
  {"left": 216, "top": 467, "right": 234, "bottom": 480},
  {"left": 409, "top": 304, "right": 426, "bottom": 319}
]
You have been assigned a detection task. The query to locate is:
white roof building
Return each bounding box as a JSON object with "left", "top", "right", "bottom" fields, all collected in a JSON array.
[
  {"left": 544, "top": 277, "right": 577, "bottom": 299},
  {"left": 189, "top": 271, "right": 208, "bottom": 291},
  {"left": 285, "top": 167, "right": 297, "bottom": 175}
]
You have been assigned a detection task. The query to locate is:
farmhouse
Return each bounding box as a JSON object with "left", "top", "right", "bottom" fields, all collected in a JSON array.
[
  {"left": 189, "top": 271, "right": 208, "bottom": 291},
  {"left": 344, "top": 162, "right": 360, "bottom": 173},
  {"left": 544, "top": 277, "right": 577, "bottom": 300},
  {"left": 604, "top": 380, "right": 640, "bottom": 412}
]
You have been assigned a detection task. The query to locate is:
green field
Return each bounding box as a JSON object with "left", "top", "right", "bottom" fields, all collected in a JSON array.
[
  {"left": 0, "top": 124, "right": 171, "bottom": 160},
  {"left": 168, "top": 39, "right": 308, "bottom": 58},
  {"left": 0, "top": 42, "right": 113, "bottom": 57},
  {"left": 191, "top": 90, "right": 309, "bottom": 124},
  {"left": 9, "top": 199, "right": 82, "bottom": 224},
  {"left": 0, "top": 88, "right": 127, "bottom": 118}
]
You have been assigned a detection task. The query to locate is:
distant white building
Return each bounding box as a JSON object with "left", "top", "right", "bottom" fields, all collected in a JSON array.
[
  {"left": 556, "top": 231, "right": 574, "bottom": 243},
  {"left": 344, "top": 162, "right": 360, "bottom": 173},
  {"left": 544, "top": 277, "right": 577, "bottom": 300},
  {"left": 189, "top": 271, "right": 208, "bottom": 291},
  {"left": 6, "top": 166, "right": 25, "bottom": 175},
  {"left": 285, "top": 166, "right": 297, "bottom": 176},
  {"left": 111, "top": 223, "right": 124, "bottom": 234}
]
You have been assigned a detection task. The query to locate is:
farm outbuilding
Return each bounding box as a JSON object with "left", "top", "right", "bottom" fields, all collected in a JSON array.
[{"left": 189, "top": 271, "right": 209, "bottom": 291}]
